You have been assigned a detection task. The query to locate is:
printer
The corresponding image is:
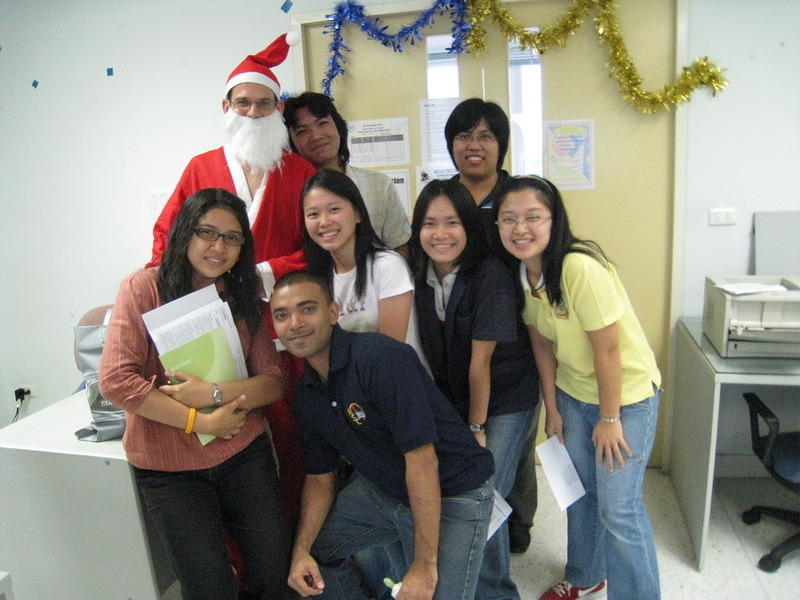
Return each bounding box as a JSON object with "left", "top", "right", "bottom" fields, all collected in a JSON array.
[{"left": 702, "top": 275, "right": 800, "bottom": 358}]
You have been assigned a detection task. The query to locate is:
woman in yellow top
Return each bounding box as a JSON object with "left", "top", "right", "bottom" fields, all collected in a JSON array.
[{"left": 493, "top": 176, "right": 661, "bottom": 600}]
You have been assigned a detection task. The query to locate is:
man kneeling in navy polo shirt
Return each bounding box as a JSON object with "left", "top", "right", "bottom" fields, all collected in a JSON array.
[{"left": 271, "top": 271, "right": 495, "bottom": 600}]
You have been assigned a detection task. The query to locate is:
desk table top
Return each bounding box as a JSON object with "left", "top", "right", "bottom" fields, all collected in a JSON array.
[
  {"left": 681, "top": 317, "right": 800, "bottom": 379},
  {"left": 0, "top": 391, "right": 125, "bottom": 460}
]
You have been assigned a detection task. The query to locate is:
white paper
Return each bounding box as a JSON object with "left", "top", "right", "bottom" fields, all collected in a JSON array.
[
  {"left": 349, "top": 118, "right": 410, "bottom": 167},
  {"left": 535, "top": 435, "right": 586, "bottom": 510},
  {"left": 142, "top": 284, "right": 247, "bottom": 379},
  {"left": 716, "top": 282, "right": 787, "bottom": 296},
  {"left": 419, "top": 97, "right": 462, "bottom": 168},
  {"left": 142, "top": 284, "right": 219, "bottom": 332},
  {"left": 380, "top": 168, "right": 411, "bottom": 217},
  {"left": 415, "top": 165, "right": 459, "bottom": 201},
  {"left": 487, "top": 488, "right": 512, "bottom": 541}
]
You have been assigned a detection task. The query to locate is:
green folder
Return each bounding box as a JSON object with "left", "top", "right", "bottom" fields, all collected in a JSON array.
[{"left": 159, "top": 326, "right": 239, "bottom": 445}]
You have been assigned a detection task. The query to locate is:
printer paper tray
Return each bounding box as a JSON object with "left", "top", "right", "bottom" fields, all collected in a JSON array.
[
  {"left": 729, "top": 327, "right": 800, "bottom": 343},
  {"left": 725, "top": 339, "right": 800, "bottom": 358}
]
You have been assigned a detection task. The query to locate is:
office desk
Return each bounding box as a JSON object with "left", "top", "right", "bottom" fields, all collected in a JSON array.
[
  {"left": 669, "top": 318, "right": 800, "bottom": 570},
  {"left": 0, "top": 392, "right": 172, "bottom": 599}
]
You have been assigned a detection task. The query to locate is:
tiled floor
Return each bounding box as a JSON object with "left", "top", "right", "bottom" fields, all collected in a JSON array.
[
  {"left": 512, "top": 471, "right": 799, "bottom": 599},
  {"left": 163, "top": 471, "right": 799, "bottom": 599}
]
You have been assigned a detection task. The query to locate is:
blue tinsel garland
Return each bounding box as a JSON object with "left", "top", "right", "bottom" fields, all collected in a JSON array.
[{"left": 322, "top": 0, "right": 470, "bottom": 97}]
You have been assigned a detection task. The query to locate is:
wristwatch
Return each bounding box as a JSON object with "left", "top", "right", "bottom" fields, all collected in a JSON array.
[
  {"left": 212, "top": 383, "right": 223, "bottom": 407},
  {"left": 469, "top": 422, "right": 486, "bottom": 432},
  {"left": 599, "top": 415, "right": 619, "bottom": 424}
]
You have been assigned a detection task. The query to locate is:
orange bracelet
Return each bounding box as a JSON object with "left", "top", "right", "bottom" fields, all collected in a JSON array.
[{"left": 185, "top": 407, "right": 197, "bottom": 434}]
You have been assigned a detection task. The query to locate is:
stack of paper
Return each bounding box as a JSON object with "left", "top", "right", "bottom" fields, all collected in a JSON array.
[{"left": 143, "top": 284, "right": 247, "bottom": 445}]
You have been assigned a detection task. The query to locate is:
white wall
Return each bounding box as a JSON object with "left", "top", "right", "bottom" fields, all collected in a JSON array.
[
  {"left": 682, "top": 0, "right": 800, "bottom": 316},
  {"left": 0, "top": 0, "right": 362, "bottom": 426},
  {"left": 679, "top": 0, "right": 800, "bottom": 473}
]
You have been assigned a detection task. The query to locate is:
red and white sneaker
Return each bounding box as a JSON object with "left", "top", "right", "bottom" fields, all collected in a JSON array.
[{"left": 538, "top": 580, "right": 607, "bottom": 600}]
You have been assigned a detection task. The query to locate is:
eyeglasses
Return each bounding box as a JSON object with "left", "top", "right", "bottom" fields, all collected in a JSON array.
[
  {"left": 497, "top": 215, "right": 552, "bottom": 228},
  {"left": 194, "top": 228, "right": 245, "bottom": 246},
  {"left": 231, "top": 98, "right": 277, "bottom": 113},
  {"left": 454, "top": 131, "right": 497, "bottom": 145}
]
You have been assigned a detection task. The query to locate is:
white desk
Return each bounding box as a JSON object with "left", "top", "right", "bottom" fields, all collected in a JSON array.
[
  {"left": 0, "top": 392, "right": 173, "bottom": 599},
  {"left": 669, "top": 318, "right": 800, "bottom": 570}
]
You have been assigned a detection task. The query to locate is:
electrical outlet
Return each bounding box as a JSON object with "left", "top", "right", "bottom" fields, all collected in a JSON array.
[
  {"left": 708, "top": 207, "right": 737, "bottom": 226},
  {"left": 15, "top": 385, "right": 34, "bottom": 399}
]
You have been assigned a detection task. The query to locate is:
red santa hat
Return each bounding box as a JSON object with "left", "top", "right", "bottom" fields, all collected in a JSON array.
[{"left": 225, "top": 31, "right": 300, "bottom": 97}]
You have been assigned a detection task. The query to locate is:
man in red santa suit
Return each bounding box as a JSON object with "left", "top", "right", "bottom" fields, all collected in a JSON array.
[{"left": 147, "top": 32, "right": 315, "bottom": 523}]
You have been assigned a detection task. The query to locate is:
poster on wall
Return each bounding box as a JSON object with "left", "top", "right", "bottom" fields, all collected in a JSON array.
[
  {"left": 415, "top": 165, "right": 459, "bottom": 203},
  {"left": 349, "top": 118, "right": 410, "bottom": 167},
  {"left": 420, "top": 97, "right": 462, "bottom": 168},
  {"left": 544, "top": 119, "right": 595, "bottom": 190},
  {"left": 381, "top": 168, "right": 412, "bottom": 217}
]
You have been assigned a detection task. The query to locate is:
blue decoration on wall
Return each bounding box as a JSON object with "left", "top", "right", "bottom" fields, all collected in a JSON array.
[
  {"left": 32, "top": 80, "right": 39, "bottom": 88},
  {"left": 106, "top": 67, "right": 114, "bottom": 76},
  {"left": 322, "top": 0, "right": 470, "bottom": 97}
]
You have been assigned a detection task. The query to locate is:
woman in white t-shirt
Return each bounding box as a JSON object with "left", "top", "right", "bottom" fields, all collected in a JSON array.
[
  {"left": 301, "top": 169, "right": 425, "bottom": 360},
  {"left": 301, "top": 168, "right": 424, "bottom": 599}
]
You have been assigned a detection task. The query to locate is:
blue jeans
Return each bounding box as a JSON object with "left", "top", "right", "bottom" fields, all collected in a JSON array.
[
  {"left": 558, "top": 388, "right": 661, "bottom": 600},
  {"left": 133, "top": 435, "right": 292, "bottom": 600},
  {"left": 477, "top": 409, "right": 534, "bottom": 600},
  {"left": 311, "top": 473, "right": 493, "bottom": 600}
]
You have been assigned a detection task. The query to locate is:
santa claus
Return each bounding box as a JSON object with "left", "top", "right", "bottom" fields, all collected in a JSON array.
[
  {"left": 148, "top": 33, "right": 315, "bottom": 526},
  {"left": 148, "top": 31, "right": 315, "bottom": 296}
]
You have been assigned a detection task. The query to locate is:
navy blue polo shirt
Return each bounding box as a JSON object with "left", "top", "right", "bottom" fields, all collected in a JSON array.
[
  {"left": 415, "top": 254, "right": 540, "bottom": 422},
  {"left": 293, "top": 326, "right": 495, "bottom": 503},
  {"left": 450, "top": 169, "right": 510, "bottom": 240}
]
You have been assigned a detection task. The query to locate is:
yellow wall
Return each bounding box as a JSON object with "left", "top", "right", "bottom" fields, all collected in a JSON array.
[{"left": 302, "top": 0, "right": 675, "bottom": 463}]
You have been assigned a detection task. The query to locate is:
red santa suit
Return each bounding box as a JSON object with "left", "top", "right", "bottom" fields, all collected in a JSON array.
[
  {"left": 148, "top": 145, "right": 315, "bottom": 524},
  {"left": 148, "top": 146, "right": 314, "bottom": 278}
]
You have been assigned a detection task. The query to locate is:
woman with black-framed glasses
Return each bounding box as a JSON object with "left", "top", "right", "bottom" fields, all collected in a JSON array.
[{"left": 100, "top": 188, "right": 293, "bottom": 599}]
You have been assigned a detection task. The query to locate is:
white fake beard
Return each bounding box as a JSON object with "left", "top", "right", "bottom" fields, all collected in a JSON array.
[{"left": 223, "top": 109, "right": 290, "bottom": 174}]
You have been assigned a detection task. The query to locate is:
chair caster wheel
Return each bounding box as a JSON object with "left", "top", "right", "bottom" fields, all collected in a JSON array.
[
  {"left": 757, "top": 553, "right": 781, "bottom": 573},
  {"left": 742, "top": 508, "right": 761, "bottom": 525}
]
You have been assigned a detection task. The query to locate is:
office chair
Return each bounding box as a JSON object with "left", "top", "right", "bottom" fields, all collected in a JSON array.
[{"left": 741, "top": 392, "right": 800, "bottom": 572}]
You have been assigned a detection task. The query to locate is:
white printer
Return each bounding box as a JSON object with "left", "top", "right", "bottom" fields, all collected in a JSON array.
[{"left": 702, "top": 275, "right": 800, "bottom": 358}]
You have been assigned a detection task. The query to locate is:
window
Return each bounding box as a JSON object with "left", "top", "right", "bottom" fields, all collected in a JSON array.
[
  {"left": 426, "top": 34, "right": 460, "bottom": 99},
  {"left": 508, "top": 32, "right": 543, "bottom": 176}
]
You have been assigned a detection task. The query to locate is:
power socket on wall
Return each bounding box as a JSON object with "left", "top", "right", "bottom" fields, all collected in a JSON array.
[
  {"left": 708, "top": 207, "right": 738, "bottom": 226},
  {"left": 15, "top": 386, "right": 34, "bottom": 398}
]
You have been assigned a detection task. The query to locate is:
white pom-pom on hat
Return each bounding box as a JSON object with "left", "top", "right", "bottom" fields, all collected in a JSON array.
[
  {"left": 285, "top": 30, "right": 300, "bottom": 47},
  {"left": 225, "top": 32, "right": 299, "bottom": 96}
]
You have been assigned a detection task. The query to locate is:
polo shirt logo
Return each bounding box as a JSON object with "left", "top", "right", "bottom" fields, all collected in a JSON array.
[{"left": 347, "top": 402, "right": 367, "bottom": 425}]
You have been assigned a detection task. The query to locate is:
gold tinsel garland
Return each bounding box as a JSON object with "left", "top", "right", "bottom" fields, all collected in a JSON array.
[{"left": 466, "top": 0, "right": 728, "bottom": 114}]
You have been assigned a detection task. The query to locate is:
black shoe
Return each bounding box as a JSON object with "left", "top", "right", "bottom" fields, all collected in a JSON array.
[{"left": 508, "top": 522, "right": 531, "bottom": 554}]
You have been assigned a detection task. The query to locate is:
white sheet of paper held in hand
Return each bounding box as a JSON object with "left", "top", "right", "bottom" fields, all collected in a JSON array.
[
  {"left": 536, "top": 436, "right": 586, "bottom": 510},
  {"left": 487, "top": 489, "right": 512, "bottom": 540}
]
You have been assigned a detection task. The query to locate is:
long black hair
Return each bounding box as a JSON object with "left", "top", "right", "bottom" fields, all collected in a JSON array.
[
  {"left": 301, "top": 169, "right": 387, "bottom": 300},
  {"left": 409, "top": 179, "right": 488, "bottom": 283},
  {"left": 157, "top": 188, "right": 263, "bottom": 335},
  {"left": 493, "top": 176, "right": 609, "bottom": 308}
]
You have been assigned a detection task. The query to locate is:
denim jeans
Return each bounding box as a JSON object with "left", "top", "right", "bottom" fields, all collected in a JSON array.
[
  {"left": 133, "top": 435, "right": 292, "bottom": 600},
  {"left": 477, "top": 409, "right": 534, "bottom": 600},
  {"left": 311, "top": 473, "right": 493, "bottom": 600},
  {"left": 507, "top": 401, "right": 542, "bottom": 528},
  {"left": 558, "top": 388, "right": 661, "bottom": 600}
]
